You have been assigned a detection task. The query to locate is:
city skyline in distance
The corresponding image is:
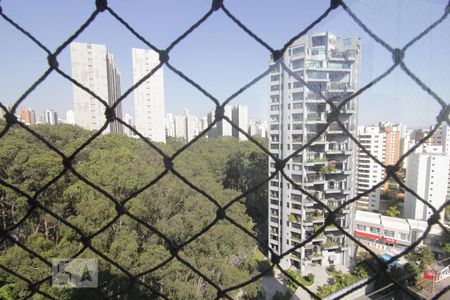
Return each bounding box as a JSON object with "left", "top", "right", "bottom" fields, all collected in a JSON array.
[{"left": 0, "top": 1, "right": 448, "bottom": 129}]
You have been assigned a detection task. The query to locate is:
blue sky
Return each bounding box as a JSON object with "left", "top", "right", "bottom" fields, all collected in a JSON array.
[{"left": 0, "top": 0, "right": 448, "bottom": 128}]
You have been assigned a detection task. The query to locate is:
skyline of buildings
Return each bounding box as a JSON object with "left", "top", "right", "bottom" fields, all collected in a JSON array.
[{"left": 267, "top": 32, "right": 361, "bottom": 270}]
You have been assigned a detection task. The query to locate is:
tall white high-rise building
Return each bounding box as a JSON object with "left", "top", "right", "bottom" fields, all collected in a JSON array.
[
  {"left": 199, "top": 117, "right": 208, "bottom": 133},
  {"left": 66, "top": 110, "right": 75, "bottom": 125},
  {"left": 123, "top": 113, "right": 134, "bottom": 137},
  {"left": 404, "top": 146, "right": 449, "bottom": 223},
  {"left": 232, "top": 104, "right": 249, "bottom": 141},
  {"left": 248, "top": 120, "right": 268, "bottom": 138},
  {"left": 357, "top": 126, "right": 385, "bottom": 211},
  {"left": 207, "top": 105, "right": 233, "bottom": 138},
  {"left": 174, "top": 114, "right": 186, "bottom": 140},
  {"left": 433, "top": 124, "right": 450, "bottom": 200},
  {"left": 44, "top": 109, "right": 58, "bottom": 125},
  {"left": 185, "top": 110, "right": 198, "bottom": 142},
  {"left": 132, "top": 48, "right": 165, "bottom": 143},
  {"left": 165, "top": 113, "right": 175, "bottom": 138},
  {"left": 70, "top": 42, "right": 123, "bottom": 133},
  {"left": 268, "top": 32, "right": 361, "bottom": 270}
]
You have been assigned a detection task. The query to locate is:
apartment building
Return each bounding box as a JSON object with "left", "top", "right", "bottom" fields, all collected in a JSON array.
[
  {"left": 70, "top": 42, "right": 123, "bottom": 133},
  {"left": 232, "top": 104, "right": 249, "bottom": 141},
  {"left": 44, "top": 109, "right": 58, "bottom": 125},
  {"left": 132, "top": 48, "right": 165, "bottom": 143},
  {"left": 267, "top": 32, "right": 361, "bottom": 270},
  {"left": 207, "top": 104, "right": 249, "bottom": 140},
  {"left": 65, "top": 110, "right": 75, "bottom": 125},
  {"left": 19, "top": 108, "right": 35, "bottom": 125},
  {"left": 207, "top": 105, "right": 233, "bottom": 138},
  {"left": 357, "top": 126, "right": 385, "bottom": 211},
  {"left": 404, "top": 146, "right": 449, "bottom": 223},
  {"left": 433, "top": 124, "right": 450, "bottom": 200}
]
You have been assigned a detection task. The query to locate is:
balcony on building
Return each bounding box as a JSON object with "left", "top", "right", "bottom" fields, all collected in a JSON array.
[
  {"left": 304, "top": 92, "right": 324, "bottom": 103},
  {"left": 305, "top": 112, "right": 326, "bottom": 124},
  {"left": 327, "top": 81, "right": 355, "bottom": 92},
  {"left": 328, "top": 49, "right": 357, "bottom": 61},
  {"left": 305, "top": 153, "right": 327, "bottom": 165}
]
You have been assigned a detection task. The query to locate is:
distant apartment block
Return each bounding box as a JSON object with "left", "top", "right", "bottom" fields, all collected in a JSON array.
[
  {"left": 65, "top": 110, "right": 75, "bottom": 125},
  {"left": 132, "top": 48, "right": 165, "bottom": 143},
  {"left": 232, "top": 105, "right": 249, "bottom": 141},
  {"left": 404, "top": 146, "right": 448, "bottom": 223},
  {"left": 44, "top": 109, "right": 58, "bottom": 125},
  {"left": 248, "top": 120, "right": 267, "bottom": 138},
  {"left": 207, "top": 105, "right": 233, "bottom": 138},
  {"left": 166, "top": 110, "right": 203, "bottom": 142},
  {"left": 70, "top": 42, "right": 123, "bottom": 133},
  {"left": 357, "top": 126, "right": 385, "bottom": 211},
  {"left": 174, "top": 114, "right": 186, "bottom": 140},
  {"left": 165, "top": 113, "right": 175, "bottom": 137},
  {"left": 123, "top": 113, "right": 135, "bottom": 137},
  {"left": 267, "top": 32, "right": 361, "bottom": 270},
  {"left": 19, "top": 107, "right": 35, "bottom": 125},
  {"left": 432, "top": 124, "right": 450, "bottom": 200},
  {"left": 207, "top": 104, "right": 249, "bottom": 140}
]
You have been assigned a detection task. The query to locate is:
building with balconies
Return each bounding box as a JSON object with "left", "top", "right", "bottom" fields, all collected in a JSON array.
[{"left": 267, "top": 32, "right": 361, "bottom": 270}]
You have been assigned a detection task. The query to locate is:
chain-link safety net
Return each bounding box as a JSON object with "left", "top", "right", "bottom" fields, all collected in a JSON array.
[{"left": 1, "top": 0, "right": 450, "bottom": 299}]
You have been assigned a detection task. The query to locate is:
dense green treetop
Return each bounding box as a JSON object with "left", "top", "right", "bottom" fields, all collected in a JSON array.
[{"left": 0, "top": 123, "right": 268, "bottom": 299}]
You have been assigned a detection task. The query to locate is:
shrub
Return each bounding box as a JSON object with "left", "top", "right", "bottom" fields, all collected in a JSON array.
[{"left": 272, "top": 290, "right": 292, "bottom": 300}]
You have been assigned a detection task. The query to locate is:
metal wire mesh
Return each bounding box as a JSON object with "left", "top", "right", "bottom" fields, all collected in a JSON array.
[{"left": 0, "top": 0, "right": 449, "bottom": 299}]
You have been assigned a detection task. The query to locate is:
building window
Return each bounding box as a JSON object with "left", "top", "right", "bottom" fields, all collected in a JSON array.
[
  {"left": 312, "top": 36, "right": 327, "bottom": 47},
  {"left": 291, "top": 59, "right": 304, "bottom": 69},
  {"left": 343, "top": 38, "right": 352, "bottom": 46},
  {"left": 292, "top": 92, "right": 303, "bottom": 100},
  {"left": 271, "top": 85, "right": 280, "bottom": 91},
  {"left": 399, "top": 233, "right": 410, "bottom": 240},
  {"left": 305, "top": 60, "right": 323, "bottom": 68},
  {"left": 292, "top": 81, "right": 303, "bottom": 89},
  {"left": 271, "top": 95, "right": 280, "bottom": 103},
  {"left": 307, "top": 70, "right": 327, "bottom": 79},
  {"left": 291, "top": 45, "right": 305, "bottom": 56},
  {"left": 293, "top": 103, "right": 302, "bottom": 109},
  {"left": 311, "top": 47, "right": 326, "bottom": 55},
  {"left": 369, "top": 227, "right": 380, "bottom": 234},
  {"left": 384, "top": 230, "right": 395, "bottom": 237}
]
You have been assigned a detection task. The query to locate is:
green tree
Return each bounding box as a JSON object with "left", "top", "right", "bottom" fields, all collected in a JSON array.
[
  {"left": 406, "top": 246, "right": 435, "bottom": 273},
  {"left": 383, "top": 205, "right": 401, "bottom": 217}
]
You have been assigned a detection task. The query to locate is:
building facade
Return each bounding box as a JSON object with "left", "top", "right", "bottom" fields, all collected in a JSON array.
[
  {"left": 267, "top": 32, "right": 361, "bottom": 270},
  {"left": 44, "top": 109, "right": 58, "bottom": 125},
  {"left": 70, "top": 42, "right": 123, "bottom": 133},
  {"left": 207, "top": 105, "right": 233, "bottom": 138},
  {"left": 232, "top": 104, "right": 249, "bottom": 141},
  {"left": 132, "top": 48, "right": 165, "bottom": 143},
  {"left": 65, "top": 110, "right": 75, "bottom": 125},
  {"left": 19, "top": 108, "right": 35, "bottom": 125},
  {"left": 404, "top": 147, "right": 449, "bottom": 223},
  {"left": 433, "top": 124, "right": 450, "bottom": 200},
  {"left": 357, "top": 126, "right": 385, "bottom": 211},
  {"left": 354, "top": 210, "right": 444, "bottom": 256}
]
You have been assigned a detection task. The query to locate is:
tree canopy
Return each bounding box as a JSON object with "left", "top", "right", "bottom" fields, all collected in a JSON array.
[{"left": 0, "top": 123, "right": 268, "bottom": 299}]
